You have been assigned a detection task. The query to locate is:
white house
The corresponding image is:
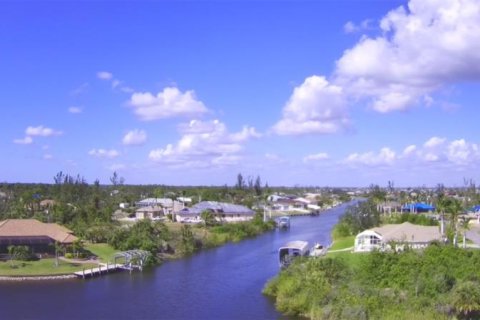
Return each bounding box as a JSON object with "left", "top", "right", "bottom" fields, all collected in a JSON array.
[
  {"left": 175, "top": 201, "right": 255, "bottom": 223},
  {"left": 354, "top": 222, "right": 442, "bottom": 252}
]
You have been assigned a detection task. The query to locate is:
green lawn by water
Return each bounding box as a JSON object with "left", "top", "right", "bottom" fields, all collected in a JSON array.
[
  {"left": 329, "top": 235, "right": 355, "bottom": 250},
  {"left": 0, "top": 258, "right": 96, "bottom": 276},
  {"left": 84, "top": 243, "right": 119, "bottom": 263}
]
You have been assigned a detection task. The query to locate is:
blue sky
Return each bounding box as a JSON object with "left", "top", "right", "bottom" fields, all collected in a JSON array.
[{"left": 2, "top": 0, "right": 480, "bottom": 187}]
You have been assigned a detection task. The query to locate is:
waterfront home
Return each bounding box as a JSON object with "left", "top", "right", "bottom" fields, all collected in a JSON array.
[
  {"left": 0, "top": 219, "right": 78, "bottom": 254},
  {"left": 175, "top": 201, "right": 255, "bottom": 223},
  {"left": 354, "top": 222, "right": 442, "bottom": 252}
]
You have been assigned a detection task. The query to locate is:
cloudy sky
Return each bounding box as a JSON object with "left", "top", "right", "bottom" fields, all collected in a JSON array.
[{"left": 2, "top": 0, "right": 480, "bottom": 187}]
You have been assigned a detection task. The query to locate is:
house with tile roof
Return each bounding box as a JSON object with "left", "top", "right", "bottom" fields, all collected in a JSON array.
[{"left": 0, "top": 219, "right": 78, "bottom": 254}]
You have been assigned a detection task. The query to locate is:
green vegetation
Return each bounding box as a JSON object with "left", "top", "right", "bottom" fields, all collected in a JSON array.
[
  {"left": 332, "top": 199, "right": 380, "bottom": 240},
  {"left": 328, "top": 236, "right": 355, "bottom": 251},
  {"left": 84, "top": 243, "right": 119, "bottom": 263},
  {"left": 0, "top": 258, "right": 96, "bottom": 276},
  {"left": 264, "top": 244, "right": 480, "bottom": 319}
]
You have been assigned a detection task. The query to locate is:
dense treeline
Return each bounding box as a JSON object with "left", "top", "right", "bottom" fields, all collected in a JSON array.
[{"left": 264, "top": 244, "right": 480, "bottom": 319}]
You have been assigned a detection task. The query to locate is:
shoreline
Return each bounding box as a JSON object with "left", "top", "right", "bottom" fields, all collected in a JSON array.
[{"left": 0, "top": 274, "right": 76, "bottom": 281}]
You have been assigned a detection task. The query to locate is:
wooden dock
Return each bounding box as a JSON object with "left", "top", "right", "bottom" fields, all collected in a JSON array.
[{"left": 74, "top": 263, "right": 123, "bottom": 279}]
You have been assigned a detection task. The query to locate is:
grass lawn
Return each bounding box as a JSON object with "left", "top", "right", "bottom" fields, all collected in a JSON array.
[
  {"left": 84, "top": 243, "right": 119, "bottom": 263},
  {"left": 0, "top": 258, "right": 96, "bottom": 276},
  {"left": 329, "top": 235, "right": 355, "bottom": 251}
]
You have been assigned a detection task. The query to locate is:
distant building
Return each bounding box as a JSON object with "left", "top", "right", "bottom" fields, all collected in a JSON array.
[
  {"left": 135, "top": 206, "right": 164, "bottom": 220},
  {"left": 136, "top": 198, "right": 183, "bottom": 215},
  {"left": 175, "top": 201, "right": 255, "bottom": 223}
]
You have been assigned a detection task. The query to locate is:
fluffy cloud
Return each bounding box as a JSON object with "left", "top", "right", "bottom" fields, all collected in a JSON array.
[
  {"left": 68, "top": 106, "right": 82, "bottom": 114},
  {"left": 346, "top": 137, "right": 480, "bottom": 169},
  {"left": 303, "top": 153, "right": 330, "bottom": 163},
  {"left": 122, "top": 129, "right": 147, "bottom": 146},
  {"left": 344, "top": 147, "right": 396, "bottom": 166},
  {"left": 97, "top": 71, "right": 113, "bottom": 80},
  {"left": 14, "top": 126, "right": 62, "bottom": 144},
  {"left": 129, "top": 87, "right": 209, "bottom": 121},
  {"left": 25, "top": 126, "right": 62, "bottom": 137},
  {"left": 88, "top": 148, "right": 120, "bottom": 159},
  {"left": 13, "top": 136, "right": 33, "bottom": 145},
  {"left": 272, "top": 76, "right": 349, "bottom": 135},
  {"left": 148, "top": 119, "right": 259, "bottom": 167},
  {"left": 335, "top": 0, "right": 480, "bottom": 112}
]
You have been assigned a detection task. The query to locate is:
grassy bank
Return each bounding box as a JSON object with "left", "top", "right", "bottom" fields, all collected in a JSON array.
[
  {"left": 264, "top": 244, "right": 480, "bottom": 319},
  {"left": 0, "top": 258, "right": 96, "bottom": 276}
]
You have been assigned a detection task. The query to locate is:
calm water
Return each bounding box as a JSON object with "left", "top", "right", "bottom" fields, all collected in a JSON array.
[{"left": 1, "top": 202, "right": 353, "bottom": 320}]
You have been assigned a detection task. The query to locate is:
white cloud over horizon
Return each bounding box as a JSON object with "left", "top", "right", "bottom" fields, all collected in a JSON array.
[
  {"left": 148, "top": 119, "right": 259, "bottom": 167},
  {"left": 129, "top": 87, "right": 209, "bottom": 121},
  {"left": 13, "top": 136, "right": 33, "bottom": 145},
  {"left": 122, "top": 129, "right": 147, "bottom": 146},
  {"left": 88, "top": 148, "right": 120, "bottom": 159},
  {"left": 97, "top": 71, "right": 113, "bottom": 80},
  {"left": 25, "top": 126, "right": 62, "bottom": 137},
  {"left": 335, "top": 0, "right": 480, "bottom": 113},
  {"left": 303, "top": 152, "right": 330, "bottom": 163},
  {"left": 68, "top": 106, "right": 83, "bottom": 114},
  {"left": 272, "top": 76, "right": 350, "bottom": 135}
]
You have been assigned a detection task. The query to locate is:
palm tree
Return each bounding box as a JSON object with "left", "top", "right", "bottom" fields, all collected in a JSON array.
[
  {"left": 439, "top": 197, "right": 464, "bottom": 246},
  {"left": 459, "top": 216, "right": 472, "bottom": 249}
]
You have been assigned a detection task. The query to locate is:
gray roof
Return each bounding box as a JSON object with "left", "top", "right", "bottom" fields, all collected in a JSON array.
[
  {"left": 137, "top": 198, "right": 173, "bottom": 207},
  {"left": 177, "top": 201, "right": 254, "bottom": 215},
  {"left": 371, "top": 222, "right": 441, "bottom": 243}
]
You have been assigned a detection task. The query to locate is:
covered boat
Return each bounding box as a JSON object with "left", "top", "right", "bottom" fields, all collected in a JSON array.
[{"left": 278, "top": 240, "right": 309, "bottom": 268}]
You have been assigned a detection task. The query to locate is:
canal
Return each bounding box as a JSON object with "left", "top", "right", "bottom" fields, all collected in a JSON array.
[{"left": 1, "top": 202, "right": 353, "bottom": 320}]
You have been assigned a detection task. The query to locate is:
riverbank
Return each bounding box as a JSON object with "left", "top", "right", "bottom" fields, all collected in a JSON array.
[{"left": 0, "top": 217, "right": 277, "bottom": 280}]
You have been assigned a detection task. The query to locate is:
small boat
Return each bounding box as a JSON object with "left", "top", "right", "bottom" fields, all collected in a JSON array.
[
  {"left": 278, "top": 216, "right": 290, "bottom": 229},
  {"left": 309, "top": 243, "right": 327, "bottom": 257},
  {"left": 278, "top": 240, "right": 309, "bottom": 268}
]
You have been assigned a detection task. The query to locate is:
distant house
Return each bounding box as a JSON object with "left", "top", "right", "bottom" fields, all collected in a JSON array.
[
  {"left": 354, "top": 222, "right": 442, "bottom": 252},
  {"left": 135, "top": 206, "right": 164, "bottom": 220},
  {"left": 175, "top": 201, "right": 255, "bottom": 223},
  {"left": 0, "top": 219, "right": 78, "bottom": 253},
  {"left": 402, "top": 203, "right": 435, "bottom": 213},
  {"left": 377, "top": 201, "right": 402, "bottom": 214},
  {"left": 136, "top": 198, "right": 183, "bottom": 215},
  {"left": 40, "top": 199, "right": 56, "bottom": 210}
]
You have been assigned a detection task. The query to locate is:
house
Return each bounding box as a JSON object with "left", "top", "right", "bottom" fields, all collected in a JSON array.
[
  {"left": 175, "top": 201, "right": 255, "bottom": 223},
  {"left": 377, "top": 201, "right": 402, "bottom": 214},
  {"left": 136, "top": 198, "right": 184, "bottom": 215},
  {"left": 0, "top": 219, "right": 78, "bottom": 254},
  {"left": 135, "top": 206, "right": 164, "bottom": 220},
  {"left": 354, "top": 222, "right": 442, "bottom": 252},
  {"left": 402, "top": 203, "right": 435, "bottom": 213}
]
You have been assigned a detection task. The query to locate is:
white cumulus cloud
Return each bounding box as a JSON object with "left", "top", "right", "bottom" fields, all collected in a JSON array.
[
  {"left": 148, "top": 119, "right": 259, "bottom": 167},
  {"left": 272, "top": 76, "right": 349, "bottom": 135},
  {"left": 25, "top": 126, "right": 62, "bottom": 137},
  {"left": 88, "top": 148, "right": 120, "bottom": 159},
  {"left": 303, "top": 153, "right": 330, "bottom": 163},
  {"left": 122, "top": 129, "right": 147, "bottom": 146},
  {"left": 68, "top": 106, "right": 83, "bottom": 114},
  {"left": 97, "top": 71, "right": 113, "bottom": 80},
  {"left": 129, "top": 87, "right": 209, "bottom": 121},
  {"left": 13, "top": 136, "right": 33, "bottom": 145},
  {"left": 335, "top": 0, "right": 480, "bottom": 113},
  {"left": 344, "top": 147, "right": 396, "bottom": 166}
]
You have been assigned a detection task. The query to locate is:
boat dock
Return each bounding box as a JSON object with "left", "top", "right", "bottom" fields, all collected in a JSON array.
[{"left": 74, "top": 263, "right": 123, "bottom": 279}]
